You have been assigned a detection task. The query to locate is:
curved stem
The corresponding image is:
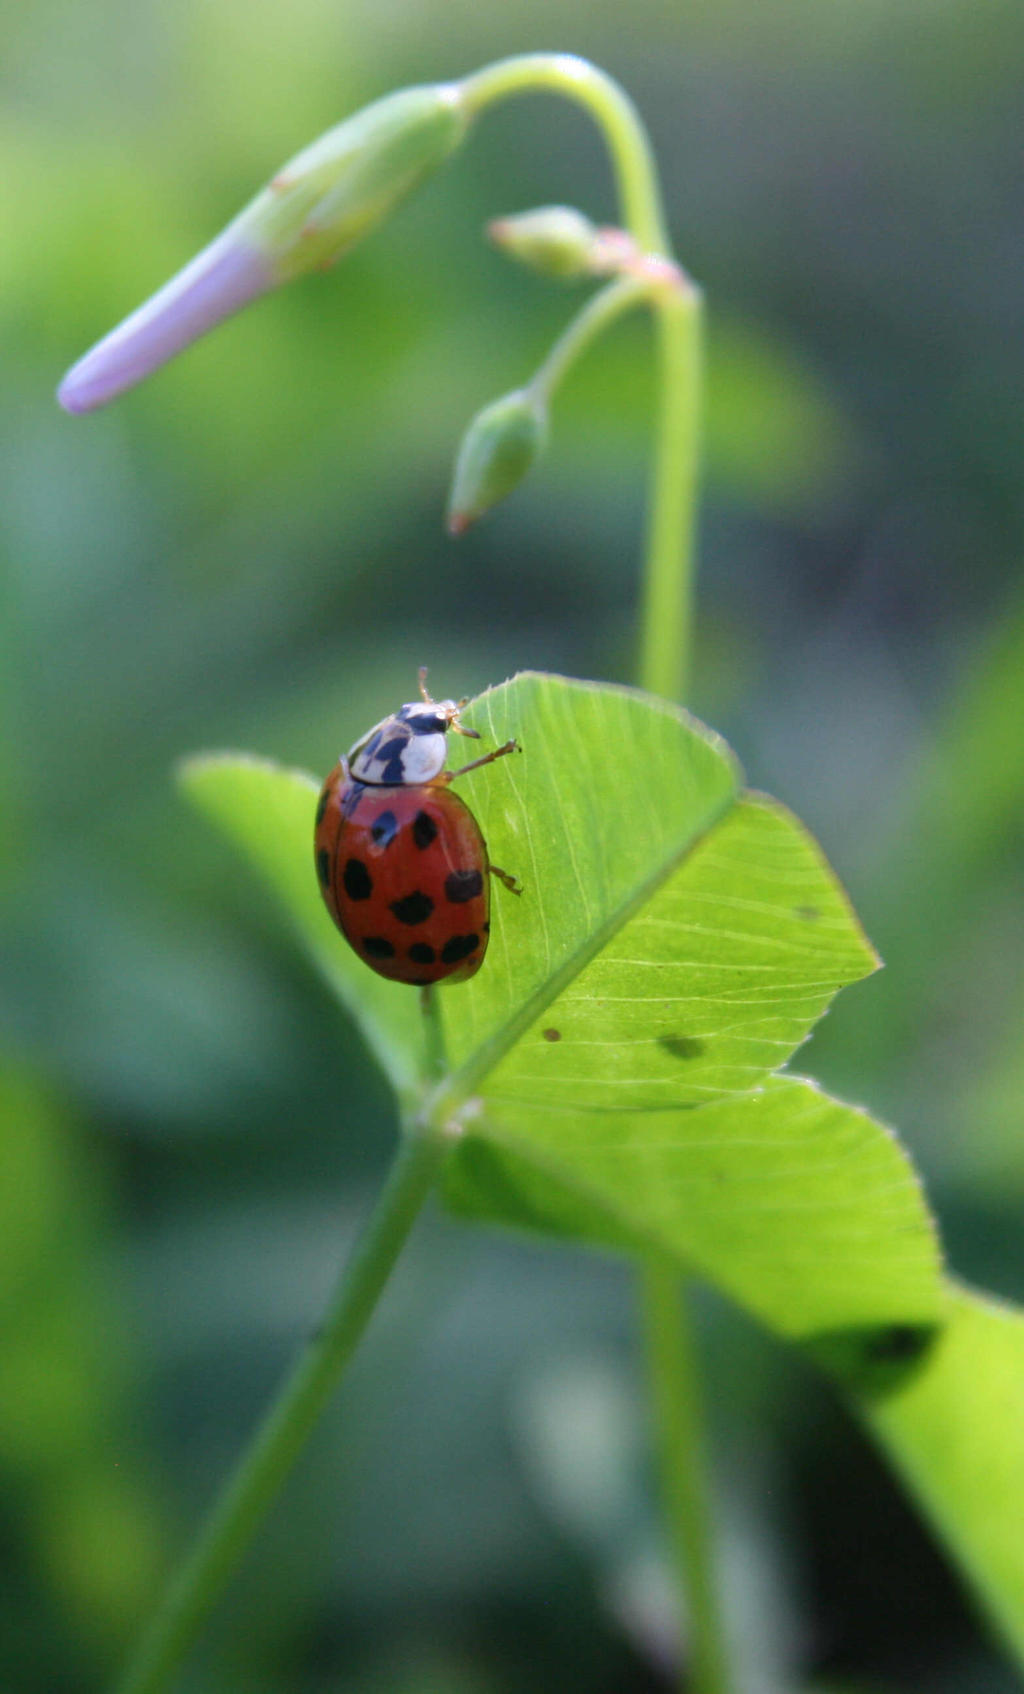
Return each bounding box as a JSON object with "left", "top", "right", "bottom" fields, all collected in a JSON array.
[
  {"left": 460, "top": 52, "right": 702, "bottom": 708},
  {"left": 528, "top": 268, "right": 703, "bottom": 704},
  {"left": 528, "top": 274, "right": 651, "bottom": 403},
  {"left": 114, "top": 1125, "right": 451, "bottom": 1694},
  {"left": 460, "top": 54, "right": 668, "bottom": 252}
]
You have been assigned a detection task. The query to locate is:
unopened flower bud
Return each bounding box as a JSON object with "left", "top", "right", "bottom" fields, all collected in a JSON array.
[
  {"left": 488, "top": 205, "right": 602, "bottom": 280},
  {"left": 58, "top": 83, "right": 470, "bottom": 414},
  {"left": 446, "top": 389, "right": 547, "bottom": 534},
  {"left": 256, "top": 84, "right": 469, "bottom": 281}
]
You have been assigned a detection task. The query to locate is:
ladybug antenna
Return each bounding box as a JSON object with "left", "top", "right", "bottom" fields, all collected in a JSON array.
[{"left": 422, "top": 668, "right": 481, "bottom": 740}]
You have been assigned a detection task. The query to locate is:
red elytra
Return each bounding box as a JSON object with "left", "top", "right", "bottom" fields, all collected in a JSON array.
[{"left": 314, "top": 677, "right": 520, "bottom": 986}]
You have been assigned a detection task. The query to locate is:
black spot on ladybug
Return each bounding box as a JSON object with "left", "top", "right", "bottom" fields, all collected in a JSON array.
[
  {"left": 658, "top": 1034, "right": 705, "bottom": 1060},
  {"left": 441, "top": 932, "right": 479, "bottom": 965},
  {"left": 343, "top": 858, "right": 373, "bottom": 901},
  {"left": 369, "top": 733, "right": 411, "bottom": 784},
  {"left": 445, "top": 868, "right": 484, "bottom": 904},
  {"left": 316, "top": 848, "right": 331, "bottom": 887},
  {"left": 795, "top": 905, "right": 820, "bottom": 922},
  {"left": 483, "top": 920, "right": 491, "bottom": 933},
  {"left": 362, "top": 936, "right": 396, "bottom": 959},
  {"left": 412, "top": 811, "right": 438, "bottom": 849},
  {"left": 371, "top": 810, "right": 398, "bottom": 848},
  {"left": 390, "top": 890, "right": 434, "bottom": 926},
  {"left": 408, "top": 942, "right": 436, "bottom": 964},
  {"left": 542, "top": 1028, "right": 561, "bottom": 1043},
  {"left": 406, "top": 710, "right": 445, "bottom": 735},
  {"left": 315, "top": 789, "right": 329, "bottom": 827}
]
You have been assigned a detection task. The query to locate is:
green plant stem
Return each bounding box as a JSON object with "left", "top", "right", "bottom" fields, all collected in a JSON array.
[
  {"left": 419, "top": 981, "right": 449, "bottom": 1082},
  {"left": 463, "top": 52, "right": 724, "bottom": 1694},
  {"left": 460, "top": 54, "right": 666, "bottom": 251},
  {"left": 527, "top": 274, "right": 652, "bottom": 404},
  {"left": 528, "top": 267, "right": 702, "bottom": 703},
  {"left": 114, "top": 1125, "right": 451, "bottom": 1694},
  {"left": 641, "top": 1260, "right": 730, "bottom": 1694},
  {"left": 641, "top": 282, "right": 703, "bottom": 703}
]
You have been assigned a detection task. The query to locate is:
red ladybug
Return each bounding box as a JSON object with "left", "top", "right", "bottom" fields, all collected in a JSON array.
[{"left": 314, "top": 671, "right": 521, "bottom": 986}]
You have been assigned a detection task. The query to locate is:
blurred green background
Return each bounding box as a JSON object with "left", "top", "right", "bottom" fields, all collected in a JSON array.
[{"left": 3, "top": 1, "right": 1023, "bottom": 1689}]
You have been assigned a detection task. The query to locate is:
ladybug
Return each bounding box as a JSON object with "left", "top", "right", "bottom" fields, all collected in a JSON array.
[{"left": 314, "top": 670, "right": 521, "bottom": 986}]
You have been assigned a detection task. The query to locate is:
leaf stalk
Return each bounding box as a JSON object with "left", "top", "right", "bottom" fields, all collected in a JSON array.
[
  {"left": 641, "top": 1260, "right": 730, "bottom": 1694},
  {"left": 114, "top": 1123, "right": 452, "bottom": 1694}
]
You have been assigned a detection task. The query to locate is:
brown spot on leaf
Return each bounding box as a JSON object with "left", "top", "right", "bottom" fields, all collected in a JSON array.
[
  {"left": 794, "top": 905, "right": 820, "bottom": 922},
  {"left": 542, "top": 1028, "right": 561, "bottom": 1043},
  {"left": 658, "top": 1034, "right": 705, "bottom": 1060},
  {"left": 864, "top": 1324, "right": 932, "bottom": 1365}
]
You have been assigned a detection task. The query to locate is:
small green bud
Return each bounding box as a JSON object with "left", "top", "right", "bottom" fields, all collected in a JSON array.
[
  {"left": 488, "top": 205, "right": 601, "bottom": 280},
  {"left": 447, "top": 389, "right": 548, "bottom": 534}
]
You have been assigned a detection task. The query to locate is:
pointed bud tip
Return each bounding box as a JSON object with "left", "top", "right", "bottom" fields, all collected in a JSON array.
[
  {"left": 486, "top": 205, "right": 600, "bottom": 281},
  {"left": 446, "top": 388, "right": 547, "bottom": 530}
]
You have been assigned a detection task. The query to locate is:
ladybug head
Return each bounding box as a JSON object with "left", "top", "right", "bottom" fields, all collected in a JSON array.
[{"left": 347, "top": 668, "right": 480, "bottom": 786}]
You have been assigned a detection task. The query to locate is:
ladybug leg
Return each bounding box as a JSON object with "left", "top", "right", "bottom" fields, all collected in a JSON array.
[
  {"left": 448, "top": 738, "right": 520, "bottom": 779},
  {"left": 449, "top": 718, "right": 481, "bottom": 742},
  {"left": 489, "top": 863, "right": 523, "bottom": 897}
]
